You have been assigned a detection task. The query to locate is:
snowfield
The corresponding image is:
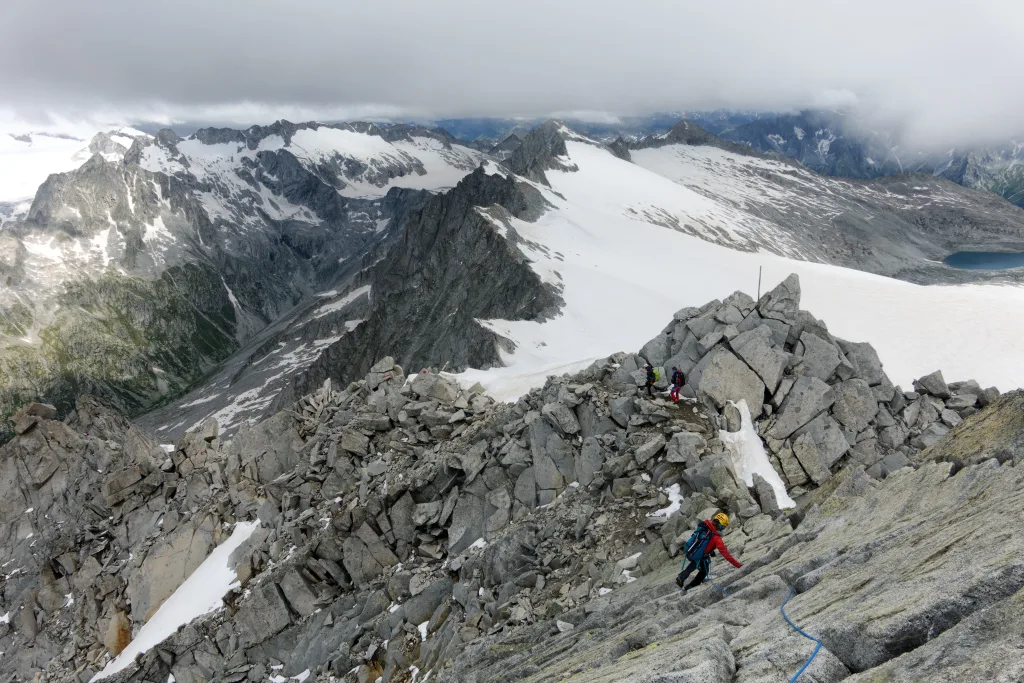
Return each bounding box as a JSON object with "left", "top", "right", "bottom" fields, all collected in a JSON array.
[
  {"left": 91, "top": 521, "right": 259, "bottom": 681},
  {"left": 0, "top": 132, "right": 90, "bottom": 203},
  {"left": 455, "top": 139, "right": 1024, "bottom": 399},
  {"left": 721, "top": 400, "right": 795, "bottom": 508},
  {"left": 285, "top": 128, "right": 485, "bottom": 198},
  {"left": 0, "top": 127, "right": 151, "bottom": 206}
]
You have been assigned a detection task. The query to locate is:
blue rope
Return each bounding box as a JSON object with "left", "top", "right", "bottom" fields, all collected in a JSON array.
[
  {"left": 780, "top": 588, "right": 822, "bottom": 682},
  {"left": 706, "top": 562, "right": 729, "bottom": 596}
]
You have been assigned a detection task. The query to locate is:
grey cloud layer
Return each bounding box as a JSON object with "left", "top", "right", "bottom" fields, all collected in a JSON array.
[{"left": 2, "top": 0, "right": 1023, "bottom": 145}]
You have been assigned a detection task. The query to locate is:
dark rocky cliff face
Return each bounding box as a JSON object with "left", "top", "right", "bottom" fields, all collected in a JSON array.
[{"left": 272, "top": 167, "right": 562, "bottom": 410}]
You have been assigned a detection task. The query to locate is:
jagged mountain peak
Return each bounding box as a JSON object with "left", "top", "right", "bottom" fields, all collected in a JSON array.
[
  {"left": 661, "top": 117, "right": 720, "bottom": 145},
  {"left": 505, "top": 121, "right": 570, "bottom": 184},
  {"left": 486, "top": 133, "right": 523, "bottom": 161},
  {"left": 504, "top": 119, "right": 604, "bottom": 184},
  {"left": 154, "top": 127, "right": 183, "bottom": 147}
]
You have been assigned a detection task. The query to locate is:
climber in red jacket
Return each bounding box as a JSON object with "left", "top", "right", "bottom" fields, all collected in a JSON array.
[{"left": 675, "top": 512, "right": 742, "bottom": 592}]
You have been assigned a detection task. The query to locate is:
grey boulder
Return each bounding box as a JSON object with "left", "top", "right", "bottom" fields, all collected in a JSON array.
[
  {"left": 694, "top": 348, "right": 766, "bottom": 418},
  {"left": 666, "top": 431, "right": 707, "bottom": 466},
  {"left": 542, "top": 402, "right": 581, "bottom": 435},
  {"left": 752, "top": 473, "right": 782, "bottom": 516},
  {"left": 411, "top": 373, "right": 461, "bottom": 403},
  {"left": 913, "top": 370, "right": 951, "bottom": 399},
  {"left": 576, "top": 437, "right": 607, "bottom": 488},
  {"left": 609, "top": 396, "right": 636, "bottom": 427},
  {"left": 837, "top": 340, "right": 885, "bottom": 385},
  {"left": 234, "top": 581, "right": 291, "bottom": 645},
  {"left": 768, "top": 376, "right": 834, "bottom": 439},
  {"left": 729, "top": 325, "right": 789, "bottom": 393},
  {"left": 757, "top": 273, "right": 801, "bottom": 319},
  {"left": 795, "top": 331, "right": 841, "bottom": 382},
  {"left": 634, "top": 434, "right": 666, "bottom": 465},
  {"left": 831, "top": 379, "right": 879, "bottom": 432}
]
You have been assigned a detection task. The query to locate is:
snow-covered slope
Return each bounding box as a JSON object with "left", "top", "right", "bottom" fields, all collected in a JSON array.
[
  {"left": 0, "top": 128, "right": 151, "bottom": 199},
  {"left": 628, "top": 133, "right": 1024, "bottom": 280},
  {"left": 0, "top": 128, "right": 150, "bottom": 223},
  {"left": 455, "top": 135, "right": 1024, "bottom": 398},
  {"left": 0, "top": 133, "right": 85, "bottom": 206},
  {"left": 92, "top": 521, "right": 259, "bottom": 681},
  {"left": 283, "top": 127, "right": 485, "bottom": 198}
]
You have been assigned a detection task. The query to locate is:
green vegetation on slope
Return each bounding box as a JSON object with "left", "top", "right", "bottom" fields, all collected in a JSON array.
[{"left": 0, "top": 263, "right": 239, "bottom": 441}]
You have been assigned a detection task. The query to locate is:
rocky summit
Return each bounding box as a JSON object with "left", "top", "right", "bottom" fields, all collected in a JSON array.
[{"left": 1, "top": 274, "right": 1022, "bottom": 683}]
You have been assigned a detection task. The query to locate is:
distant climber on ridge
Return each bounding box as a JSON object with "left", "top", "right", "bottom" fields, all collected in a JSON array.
[
  {"left": 644, "top": 364, "right": 657, "bottom": 397},
  {"left": 670, "top": 366, "right": 684, "bottom": 403},
  {"left": 675, "top": 512, "right": 742, "bottom": 592}
]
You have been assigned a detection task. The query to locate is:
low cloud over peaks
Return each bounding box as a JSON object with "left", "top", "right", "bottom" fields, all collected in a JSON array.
[{"left": 2, "top": 0, "right": 1022, "bottom": 146}]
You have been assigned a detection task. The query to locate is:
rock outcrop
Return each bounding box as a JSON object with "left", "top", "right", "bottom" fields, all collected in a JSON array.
[{"left": 641, "top": 275, "right": 992, "bottom": 487}]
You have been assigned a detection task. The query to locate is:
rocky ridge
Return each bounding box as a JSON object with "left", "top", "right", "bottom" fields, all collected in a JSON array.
[{"left": 2, "top": 275, "right": 1021, "bottom": 682}]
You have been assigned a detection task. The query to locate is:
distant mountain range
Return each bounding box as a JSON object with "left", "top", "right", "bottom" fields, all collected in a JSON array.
[
  {"left": 433, "top": 112, "right": 771, "bottom": 148},
  {"left": 696, "top": 110, "right": 1024, "bottom": 208},
  {"left": 435, "top": 111, "right": 1024, "bottom": 209}
]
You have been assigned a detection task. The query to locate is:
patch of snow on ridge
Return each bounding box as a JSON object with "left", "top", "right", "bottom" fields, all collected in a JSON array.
[
  {"left": 453, "top": 136, "right": 1024, "bottom": 402},
  {"left": 312, "top": 285, "right": 371, "bottom": 319},
  {"left": 142, "top": 215, "right": 173, "bottom": 248},
  {"left": 21, "top": 236, "right": 64, "bottom": 261},
  {"left": 653, "top": 483, "right": 684, "bottom": 518},
  {"left": 91, "top": 521, "right": 259, "bottom": 681},
  {"left": 117, "top": 126, "right": 153, "bottom": 139},
  {"left": 720, "top": 400, "right": 795, "bottom": 508},
  {"left": 289, "top": 127, "right": 397, "bottom": 164},
  {"left": 222, "top": 278, "right": 242, "bottom": 320},
  {"left": 109, "top": 134, "right": 135, "bottom": 150},
  {"left": 180, "top": 393, "right": 222, "bottom": 408}
]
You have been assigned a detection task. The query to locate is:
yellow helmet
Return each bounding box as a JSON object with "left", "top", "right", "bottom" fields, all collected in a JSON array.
[{"left": 712, "top": 512, "right": 730, "bottom": 528}]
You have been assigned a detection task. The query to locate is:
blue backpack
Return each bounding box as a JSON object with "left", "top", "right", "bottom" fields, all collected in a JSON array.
[{"left": 684, "top": 524, "right": 715, "bottom": 563}]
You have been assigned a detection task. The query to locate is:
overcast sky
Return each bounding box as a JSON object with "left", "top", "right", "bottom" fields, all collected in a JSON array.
[{"left": 2, "top": 0, "right": 1023, "bottom": 147}]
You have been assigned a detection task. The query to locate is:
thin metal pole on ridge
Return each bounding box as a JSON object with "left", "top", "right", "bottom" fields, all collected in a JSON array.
[{"left": 757, "top": 266, "right": 762, "bottom": 300}]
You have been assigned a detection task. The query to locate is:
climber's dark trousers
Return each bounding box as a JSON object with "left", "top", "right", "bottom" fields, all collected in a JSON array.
[
  {"left": 646, "top": 381, "right": 654, "bottom": 396},
  {"left": 678, "top": 560, "right": 708, "bottom": 589}
]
